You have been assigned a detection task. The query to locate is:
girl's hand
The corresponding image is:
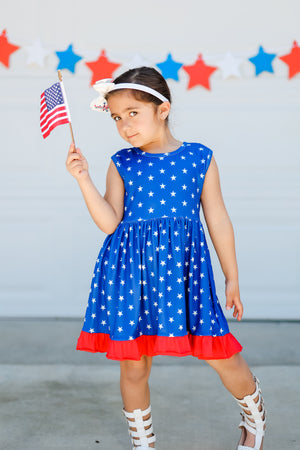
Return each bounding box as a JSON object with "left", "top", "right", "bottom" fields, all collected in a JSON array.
[
  {"left": 225, "top": 279, "right": 243, "bottom": 321},
  {"left": 65, "top": 143, "right": 89, "bottom": 181}
]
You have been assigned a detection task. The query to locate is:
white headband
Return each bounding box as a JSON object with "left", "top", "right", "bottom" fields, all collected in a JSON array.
[{"left": 90, "top": 78, "right": 169, "bottom": 112}]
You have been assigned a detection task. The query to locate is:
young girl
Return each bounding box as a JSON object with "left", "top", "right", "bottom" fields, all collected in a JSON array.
[{"left": 66, "top": 67, "right": 266, "bottom": 449}]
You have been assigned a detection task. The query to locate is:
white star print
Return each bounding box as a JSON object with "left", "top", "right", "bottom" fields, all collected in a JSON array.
[{"left": 84, "top": 144, "right": 229, "bottom": 347}]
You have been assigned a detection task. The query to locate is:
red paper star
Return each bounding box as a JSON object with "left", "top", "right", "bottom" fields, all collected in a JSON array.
[
  {"left": 85, "top": 50, "right": 121, "bottom": 85},
  {"left": 0, "top": 29, "right": 20, "bottom": 68},
  {"left": 183, "top": 54, "right": 218, "bottom": 90},
  {"left": 279, "top": 41, "right": 300, "bottom": 79}
]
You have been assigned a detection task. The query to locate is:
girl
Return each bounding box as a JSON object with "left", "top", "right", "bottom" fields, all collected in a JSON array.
[{"left": 66, "top": 67, "right": 266, "bottom": 449}]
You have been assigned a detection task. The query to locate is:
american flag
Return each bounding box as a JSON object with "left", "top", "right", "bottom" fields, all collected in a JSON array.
[{"left": 40, "top": 82, "right": 71, "bottom": 139}]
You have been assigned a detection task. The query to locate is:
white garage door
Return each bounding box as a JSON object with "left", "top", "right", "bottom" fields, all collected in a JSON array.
[{"left": 0, "top": 1, "right": 299, "bottom": 319}]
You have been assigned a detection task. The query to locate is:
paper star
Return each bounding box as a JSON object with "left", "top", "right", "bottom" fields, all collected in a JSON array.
[
  {"left": 25, "top": 38, "right": 51, "bottom": 67},
  {"left": 0, "top": 29, "right": 20, "bottom": 68},
  {"left": 56, "top": 44, "right": 83, "bottom": 74},
  {"left": 216, "top": 52, "right": 244, "bottom": 79},
  {"left": 85, "top": 50, "right": 121, "bottom": 85},
  {"left": 183, "top": 54, "right": 218, "bottom": 90},
  {"left": 279, "top": 41, "right": 300, "bottom": 79},
  {"left": 124, "top": 53, "right": 152, "bottom": 69},
  {"left": 248, "top": 45, "right": 277, "bottom": 76},
  {"left": 156, "top": 53, "right": 183, "bottom": 81}
]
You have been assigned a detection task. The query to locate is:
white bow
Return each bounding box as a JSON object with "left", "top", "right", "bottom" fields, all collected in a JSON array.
[{"left": 90, "top": 79, "right": 115, "bottom": 112}]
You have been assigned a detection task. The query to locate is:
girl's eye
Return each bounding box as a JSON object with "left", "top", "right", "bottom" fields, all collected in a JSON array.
[
  {"left": 113, "top": 116, "right": 121, "bottom": 122},
  {"left": 129, "top": 111, "right": 137, "bottom": 117}
]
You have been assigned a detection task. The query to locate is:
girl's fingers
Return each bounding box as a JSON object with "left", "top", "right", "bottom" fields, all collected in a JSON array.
[
  {"left": 225, "top": 296, "right": 243, "bottom": 321},
  {"left": 225, "top": 298, "right": 233, "bottom": 311},
  {"left": 68, "top": 143, "right": 81, "bottom": 156},
  {"left": 233, "top": 303, "right": 243, "bottom": 321},
  {"left": 68, "top": 143, "right": 76, "bottom": 154},
  {"left": 66, "top": 151, "right": 82, "bottom": 166}
]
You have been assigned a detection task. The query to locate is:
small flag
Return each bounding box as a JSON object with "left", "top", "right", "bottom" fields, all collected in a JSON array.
[{"left": 40, "top": 82, "right": 71, "bottom": 139}]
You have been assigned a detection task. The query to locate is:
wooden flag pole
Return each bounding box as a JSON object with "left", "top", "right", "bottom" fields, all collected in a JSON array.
[{"left": 58, "top": 70, "right": 76, "bottom": 147}]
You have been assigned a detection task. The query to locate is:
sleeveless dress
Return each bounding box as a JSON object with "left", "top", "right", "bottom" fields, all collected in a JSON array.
[{"left": 76, "top": 142, "right": 242, "bottom": 360}]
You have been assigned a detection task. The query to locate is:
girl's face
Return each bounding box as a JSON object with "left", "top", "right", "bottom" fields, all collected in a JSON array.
[{"left": 107, "top": 91, "right": 169, "bottom": 150}]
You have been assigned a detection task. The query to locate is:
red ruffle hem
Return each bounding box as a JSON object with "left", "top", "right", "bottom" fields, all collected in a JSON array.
[{"left": 76, "top": 331, "right": 243, "bottom": 361}]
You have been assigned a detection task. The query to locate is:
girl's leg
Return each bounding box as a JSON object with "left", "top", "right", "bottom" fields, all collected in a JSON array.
[
  {"left": 120, "top": 355, "right": 155, "bottom": 448},
  {"left": 206, "top": 352, "right": 265, "bottom": 449}
]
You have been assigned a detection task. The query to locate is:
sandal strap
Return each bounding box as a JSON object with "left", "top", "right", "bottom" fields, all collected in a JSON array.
[
  {"left": 239, "top": 414, "right": 265, "bottom": 436},
  {"left": 123, "top": 405, "right": 152, "bottom": 419},
  {"left": 238, "top": 446, "right": 259, "bottom": 450},
  {"left": 234, "top": 376, "right": 266, "bottom": 450},
  {"left": 235, "top": 377, "right": 266, "bottom": 423},
  {"left": 133, "top": 446, "right": 154, "bottom": 450},
  {"left": 123, "top": 405, "right": 156, "bottom": 448}
]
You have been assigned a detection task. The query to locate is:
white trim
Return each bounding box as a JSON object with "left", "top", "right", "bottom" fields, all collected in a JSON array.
[{"left": 59, "top": 80, "right": 72, "bottom": 122}]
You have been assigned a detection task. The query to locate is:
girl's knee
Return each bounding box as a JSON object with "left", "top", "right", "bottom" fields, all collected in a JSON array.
[
  {"left": 205, "top": 352, "right": 242, "bottom": 373},
  {"left": 120, "top": 355, "right": 152, "bottom": 384}
]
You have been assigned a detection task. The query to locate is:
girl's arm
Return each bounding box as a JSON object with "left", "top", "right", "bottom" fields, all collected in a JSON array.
[
  {"left": 66, "top": 144, "right": 124, "bottom": 235},
  {"left": 200, "top": 156, "right": 243, "bottom": 320}
]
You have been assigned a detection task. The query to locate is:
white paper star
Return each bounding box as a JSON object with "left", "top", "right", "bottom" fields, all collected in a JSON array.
[
  {"left": 25, "top": 39, "right": 51, "bottom": 67},
  {"left": 216, "top": 52, "right": 244, "bottom": 79}
]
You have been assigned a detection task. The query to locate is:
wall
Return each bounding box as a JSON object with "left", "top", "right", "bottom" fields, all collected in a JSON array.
[{"left": 0, "top": 0, "right": 299, "bottom": 318}]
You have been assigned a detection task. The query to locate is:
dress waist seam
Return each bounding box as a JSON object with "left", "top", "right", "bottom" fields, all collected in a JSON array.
[{"left": 120, "top": 216, "right": 201, "bottom": 225}]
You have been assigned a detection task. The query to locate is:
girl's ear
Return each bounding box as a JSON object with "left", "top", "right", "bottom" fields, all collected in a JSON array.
[{"left": 158, "top": 101, "right": 171, "bottom": 121}]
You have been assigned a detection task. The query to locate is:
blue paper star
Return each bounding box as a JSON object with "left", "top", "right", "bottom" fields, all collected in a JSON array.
[
  {"left": 56, "top": 44, "right": 82, "bottom": 74},
  {"left": 248, "top": 45, "right": 277, "bottom": 76},
  {"left": 156, "top": 53, "right": 183, "bottom": 81}
]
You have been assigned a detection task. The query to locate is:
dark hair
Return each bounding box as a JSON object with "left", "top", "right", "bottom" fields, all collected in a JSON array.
[{"left": 106, "top": 67, "right": 171, "bottom": 119}]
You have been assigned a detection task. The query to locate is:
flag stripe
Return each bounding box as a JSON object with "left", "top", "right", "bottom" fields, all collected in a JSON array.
[
  {"left": 41, "top": 106, "right": 69, "bottom": 130},
  {"left": 42, "top": 118, "right": 70, "bottom": 139},
  {"left": 41, "top": 113, "right": 70, "bottom": 136}
]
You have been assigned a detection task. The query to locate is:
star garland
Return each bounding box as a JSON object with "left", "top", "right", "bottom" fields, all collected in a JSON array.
[
  {"left": 85, "top": 50, "right": 121, "bottom": 85},
  {"left": 279, "top": 40, "right": 300, "bottom": 79},
  {"left": 0, "top": 29, "right": 299, "bottom": 90},
  {"left": 248, "top": 45, "right": 277, "bottom": 76},
  {"left": 56, "top": 44, "right": 82, "bottom": 74},
  {"left": 183, "top": 54, "right": 218, "bottom": 90},
  {"left": 0, "top": 29, "right": 20, "bottom": 68}
]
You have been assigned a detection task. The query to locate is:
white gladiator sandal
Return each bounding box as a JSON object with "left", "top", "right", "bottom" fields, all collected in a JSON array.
[
  {"left": 123, "top": 405, "right": 156, "bottom": 449},
  {"left": 234, "top": 376, "right": 266, "bottom": 450}
]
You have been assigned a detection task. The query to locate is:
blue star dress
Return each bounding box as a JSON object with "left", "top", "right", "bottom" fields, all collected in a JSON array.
[{"left": 77, "top": 142, "right": 242, "bottom": 360}]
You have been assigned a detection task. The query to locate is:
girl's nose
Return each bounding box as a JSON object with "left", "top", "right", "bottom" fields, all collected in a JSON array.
[{"left": 120, "top": 119, "right": 131, "bottom": 132}]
